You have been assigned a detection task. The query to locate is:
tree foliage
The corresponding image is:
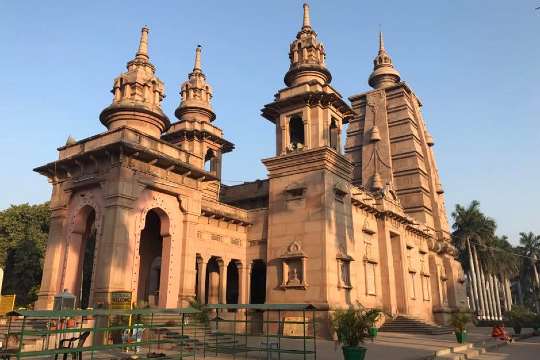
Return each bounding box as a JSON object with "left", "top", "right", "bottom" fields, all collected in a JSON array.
[
  {"left": 0, "top": 203, "right": 50, "bottom": 306},
  {"left": 452, "top": 200, "right": 540, "bottom": 313}
]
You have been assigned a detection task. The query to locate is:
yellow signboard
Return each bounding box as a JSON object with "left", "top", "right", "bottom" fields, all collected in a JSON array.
[
  {"left": 283, "top": 316, "right": 309, "bottom": 337},
  {"left": 110, "top": 291, "right": 132, "bottom": 310},
  {"left": 0, "top": 295, "right": 16, "bottom": 315}
]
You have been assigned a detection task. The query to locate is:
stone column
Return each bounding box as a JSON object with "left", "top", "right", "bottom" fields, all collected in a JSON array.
[
  {"left": 237, "top": 263, "right": 247, "bottom": 304},
  {"left": 177, "top": 196, "right": 201, "bottom": 307},
  {"left": 197, "top": 257, "right": 207, "bottom": 303},
  {"left": 93, "top": 169, "right": 137, "bottom": 307},
  {"left": 246, "top": 262, "right": 252, "bottom": 304},
  {"left": 36, "top": 185, "right": 70, "bottom": 310},
  {"left": 218, "top": 259, "right": 227, "bottom": 304}
]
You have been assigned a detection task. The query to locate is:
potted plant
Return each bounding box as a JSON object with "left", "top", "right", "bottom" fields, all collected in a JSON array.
[
  {"left": 505, "top": 305, "right": 531, "bottom": 335},
  {"left": 365, "top": 308, "right": 383, "bottom": 340},
  {"left": 331, "top": 305, "right": 380, "bottom": 360},
  {"left": 449, "top": 311, "right": 470, "bottom": 344}
]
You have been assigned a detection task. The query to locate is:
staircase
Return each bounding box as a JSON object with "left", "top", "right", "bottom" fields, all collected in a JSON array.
[{"left": 379, "top": 316, "right": 454, "bottom": 335}]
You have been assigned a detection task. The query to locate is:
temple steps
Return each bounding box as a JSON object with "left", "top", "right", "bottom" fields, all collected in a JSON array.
[{"left": 379, "top": 315, "right": 454, "bottom": 335}]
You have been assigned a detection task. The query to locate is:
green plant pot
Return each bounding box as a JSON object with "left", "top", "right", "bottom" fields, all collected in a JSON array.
[
  {"left": 455, "top": 331, "right": 467, "bottom": 344},
  {"left": 369, "top": 327, "right": 378, "bottom": 338},
  {"left": 342, "top": 346, "right": 367, "bottom": 360}
]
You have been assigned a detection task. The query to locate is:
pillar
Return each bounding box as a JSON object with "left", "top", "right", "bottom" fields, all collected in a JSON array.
[
  {"left": 36, "top": 185, "right": 70, "bottom": 310},
  {"left": 237, "top": 263, "right": 247, "bottom": 304},
  {"left": 246, "top": 262, "right": 252, "bottom": 304},
  {"left": 197, "top": 257, "right": 207, "bottom": 303},
  {"left": 93, "top": 170, "right": 136, "bottom": 307},
  {"left": 218, "top": 259, "right": 227, "bottom": 304}
]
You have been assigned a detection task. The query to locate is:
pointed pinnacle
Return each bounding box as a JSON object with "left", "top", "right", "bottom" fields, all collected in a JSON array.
[
  {"left": 303, "top": 3, "right": 311, "bottom": 28},
  {"left": 136, "top": 26, "right": 150, "bottom": 59},
  {"left": 379, "top": 31, "right": 385, "bottom": 52},
  {"left": 194, "top": 45, "right": 202, "bottom": 71}
]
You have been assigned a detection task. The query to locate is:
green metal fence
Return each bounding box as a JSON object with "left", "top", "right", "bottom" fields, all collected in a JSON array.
[{"left": 0, "top": 304, "right": 319, "bottom": 359}]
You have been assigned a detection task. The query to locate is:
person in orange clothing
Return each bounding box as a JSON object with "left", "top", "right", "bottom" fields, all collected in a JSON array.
[{"left": 492, "top": 323, "right": 512, "bottom": 342}]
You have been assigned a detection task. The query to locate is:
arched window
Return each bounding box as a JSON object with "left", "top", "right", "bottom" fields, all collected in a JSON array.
[
  {"left": 288, "top": 116, "right": 305, "bottom": 151},
  {"left": 204, "top": 149, "right": 215, "bottom": 173},
  {"left": 329, "top": 118, "right": 339, "bottom": 151}
]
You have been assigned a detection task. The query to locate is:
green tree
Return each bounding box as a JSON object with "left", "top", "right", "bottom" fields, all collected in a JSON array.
[
  {"left": 0, "top": 203, "right": 50, "bottom": 306},
  {"left": 518, "top": 232, "right": 540, "bottom": 311}
]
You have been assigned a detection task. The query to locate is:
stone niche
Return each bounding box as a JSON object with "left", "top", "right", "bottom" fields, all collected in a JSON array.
[
  {"left": 279, "top": 241, "right": 307, "bottom": 290},
  {"left": 336, "top": 246, "right": 353, "bottom": 289}
]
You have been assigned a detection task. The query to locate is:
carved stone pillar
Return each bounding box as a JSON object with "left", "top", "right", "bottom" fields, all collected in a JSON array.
[
  {"left": 197, "top": 257, "right": 207, "bottom": 303},
  {"left": 237, "top": 262, "right": 246, "bottom": 305},
  {"left": 218, "top": 259, "right": 227, "bottom": 304},
  {"left": 246, "top": 262, "right": 252, "bottom": 304},
  {"left": 36, "top": 184, "right": 70, "bottom": 310},
  {"left": 92, "top": 169, "right": 137, "bottom": 307}
]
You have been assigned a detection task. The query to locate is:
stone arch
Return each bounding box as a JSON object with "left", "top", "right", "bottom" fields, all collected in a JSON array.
[
  {"left": 250, "top": 260, "right": 266, "bottom": 304},
  {"left": 132, "top": 191, "right": 180, "bottom": 308},
  {"left": 62, "top": 190, "right": 103, "bottom": 308},
  {"left": 289, "top": 116, "right": 305, "bottom": 149}
]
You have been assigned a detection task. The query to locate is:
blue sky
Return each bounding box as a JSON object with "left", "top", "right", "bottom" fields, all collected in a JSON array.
[{"left": 1, "top": 0, "right": 539, "bottom": 244}]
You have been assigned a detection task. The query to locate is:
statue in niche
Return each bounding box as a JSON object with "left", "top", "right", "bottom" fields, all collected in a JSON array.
[{"left": 287, "top": 267, "right": 301, "bottom": 285}]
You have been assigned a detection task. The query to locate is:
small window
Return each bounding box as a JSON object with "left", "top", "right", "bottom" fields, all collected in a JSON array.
[
  {"left": 288, "top": 116, "right": 305, "bottom": 151},
  {"left": 329, "top": 118, "right": 339, "bottom": 151}
]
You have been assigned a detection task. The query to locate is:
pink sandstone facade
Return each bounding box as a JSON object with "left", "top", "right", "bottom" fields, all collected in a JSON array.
[{"left": 35, "top": 4, "right": 466, "bottom": 325}]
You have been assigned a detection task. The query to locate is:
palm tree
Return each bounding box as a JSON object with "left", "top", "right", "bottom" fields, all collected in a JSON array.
[
  {"left": 518, "top": 232, "right": 540, "bottom": 311},
  {"left": 451, "top": 200, "right": 496, "bottom": 318}
]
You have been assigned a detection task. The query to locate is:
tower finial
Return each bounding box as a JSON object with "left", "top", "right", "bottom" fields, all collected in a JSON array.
[
  {"left": 303, "top": 3, "right": 311, "bottom": 28},
  {"left": 379, "top": 31, "right": 385, "bottom": 52},
  {"left": 136, "top": 26, "right": 150, "bottom": 59},
  {"left": 194, "top": 45, "right": 202, "bottom": 71}
]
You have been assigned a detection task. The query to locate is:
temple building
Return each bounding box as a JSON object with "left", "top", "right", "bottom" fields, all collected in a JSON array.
[{"left": 35, "top": 4, "right": 466, "bottom": 325}]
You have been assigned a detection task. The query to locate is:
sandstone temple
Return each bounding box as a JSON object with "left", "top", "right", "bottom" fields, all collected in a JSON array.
[{"left": 35, "top": 4, "right": 466, "bottom": 325}]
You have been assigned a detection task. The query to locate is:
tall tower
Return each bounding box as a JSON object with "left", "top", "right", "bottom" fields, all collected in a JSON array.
[
  {"left": 163, "top": 46, "right": 234, "bottom": 199},
  {"left": 345, "top": 33, "right": 450, "bottom": 240},
  {"left": 262, "top": 3, "right": 354, "bottom": 308},
  {"left": 100, "top": 26, "right": 170, "bottom": 138}
]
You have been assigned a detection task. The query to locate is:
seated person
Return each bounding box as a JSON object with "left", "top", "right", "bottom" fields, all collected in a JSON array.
[{"left": 491, "top": 323, "right": 512, "bottom": 342}]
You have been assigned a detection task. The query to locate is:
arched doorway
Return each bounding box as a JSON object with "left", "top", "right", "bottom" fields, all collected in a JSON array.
[
  {"left": 68, "top": 205, "right": 97, "bottom": 309},
  {"left": 79, "top": 209, "right": 96, "bottom": 309},
  {"left": 250, "top": 260, "right": 266, "bottom": 304},
  {"left": 205, "top": 257, "right": 220, "bottom": 304},
  {"left": 226, "top": 261, "right": 239, "bottom": 305},
  {"left": 137, "top": 209, "right": 169, "bottom": 307}
]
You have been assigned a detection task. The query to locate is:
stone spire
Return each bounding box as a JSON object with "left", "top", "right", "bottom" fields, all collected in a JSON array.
[
  {"left": 368, "top": 32, "right": 401, "bottom": 89},
  {"left": 99, "top": 26, "right": 170, "bottom": 138},
  {"left": 174, "top": 45, "right": 216, "bottom": 123},
  {"left": 284, "top": 3, "right": 331, "bottom": 87}
]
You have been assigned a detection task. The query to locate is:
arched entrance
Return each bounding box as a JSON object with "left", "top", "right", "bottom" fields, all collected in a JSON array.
[
  {"left": 226, "top": 261, "right": 239, "bottom": 305},
  {"left": 205, "top": 257, "right": 221, "bottom": 304},
  {"left": 137, "top": 209, "right": 169, "bottom": 307},
  {"left": 250, "top": 260, "right": 266, "bottom": 304},
  {"left": 67, "top": 205, "right": 97, "bottom": 309}
]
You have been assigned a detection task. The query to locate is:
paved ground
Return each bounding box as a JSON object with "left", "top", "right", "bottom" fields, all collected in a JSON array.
[{"left": 479, "top": 336, "right": 540, "bottom": 359}]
